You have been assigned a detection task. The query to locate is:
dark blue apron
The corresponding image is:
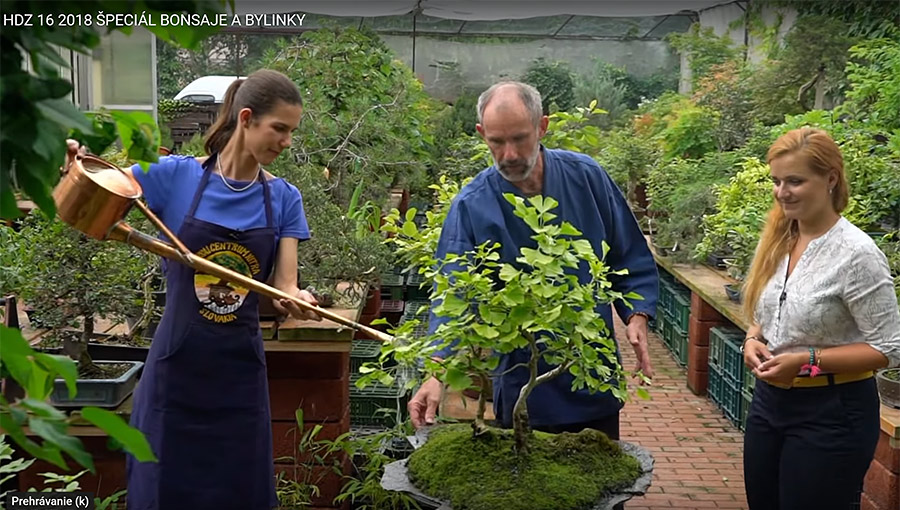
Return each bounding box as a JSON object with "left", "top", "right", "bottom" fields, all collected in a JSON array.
[{"left": 127, "top": 156, "right": 277, "bottom": 510}]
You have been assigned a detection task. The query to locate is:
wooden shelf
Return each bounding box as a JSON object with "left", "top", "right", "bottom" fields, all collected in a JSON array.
[
  {"left": 882, "top": 403, "right": 900, "bottom": 439},
  {"left": 647, "top": 237, "right": 749, "bottom": 331}
]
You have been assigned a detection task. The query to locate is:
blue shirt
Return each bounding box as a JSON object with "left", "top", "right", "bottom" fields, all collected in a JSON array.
[
  {"left": 429, "top": 147, "right": 659, "bottom": 427},
  {"left": 132, "top": 155, "right": 310, "bottom": 244}
]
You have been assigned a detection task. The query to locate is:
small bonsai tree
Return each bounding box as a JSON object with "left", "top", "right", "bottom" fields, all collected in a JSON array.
[
  {"left": 14, "top": 211, "right": 145, "bottom": 376},
  {"left": 370, "top": 190, "right": 647, "bottom": 452}
]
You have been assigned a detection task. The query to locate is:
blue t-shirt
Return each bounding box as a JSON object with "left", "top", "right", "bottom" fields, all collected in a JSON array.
[{"left": 131, "top": 155, "right": 310, "bottom": 244}]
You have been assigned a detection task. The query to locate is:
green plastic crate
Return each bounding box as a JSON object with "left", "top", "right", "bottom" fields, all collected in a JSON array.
[
  {"left": 742, "top": 364, "right": 756, "bottom": 395},
  {"left": 380, "top": 271, "right": 405, "bottom": 300},
  {"left": 349, "top": 373, "right": 409, "bottom": 428},
  {"left": 740, "top": 389, "right": 753, "bottom": 431},
  {"left": 721, "top": 376, "right": 742, "bottom": 427},
  {"left": 661, "top": 319, "right": 673, "bottom": 350},
  {"left": 723, "top": 336, "right": 745, "bottom": 387},
  {"left": 403, "top": 300, "right": 430, "bottom": 319},
  {"left": 709, "top": 365, "right": 724, "bottom": 409},
  {"left": 709, "top": 326, "right": 742, "bottom": 373},
  {"left": 350, "top": 339, "right": 383, "bottom": 374},
  {"left": 674, "top": 323, "right": 688, "bottom": 367},
  {"left": 658, "top": 279, "right": 673, "bottom": 319},
  {"left": 672, "top": 290, "right": 691, "bottom": 333},
  {"left": 405, "top": 271, "right": 430, "bottom": 300}
]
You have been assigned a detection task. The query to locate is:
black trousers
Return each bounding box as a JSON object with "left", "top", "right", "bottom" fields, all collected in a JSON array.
[{"left": 743, "top": 377, "right": 880, "bottom": 510}]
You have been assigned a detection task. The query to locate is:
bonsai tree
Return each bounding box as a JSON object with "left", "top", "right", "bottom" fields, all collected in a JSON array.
[
  {"left": 377, "top": 193, "right": 644, "bottom": 448},
  {"left": 13, "top": 211, "right": 145, "bottom": 376},
  {"left": 367, "top": 191, "right": 649, "bottom": 509}
]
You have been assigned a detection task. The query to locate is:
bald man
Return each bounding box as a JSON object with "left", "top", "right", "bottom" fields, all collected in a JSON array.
[{"left": 408, "top": 82, "right": 659, "bottom": 446}]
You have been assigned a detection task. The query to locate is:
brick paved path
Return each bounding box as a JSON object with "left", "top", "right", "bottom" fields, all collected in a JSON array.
[{"left": 617, "top": 317, "right": 749, "bottom": 509}]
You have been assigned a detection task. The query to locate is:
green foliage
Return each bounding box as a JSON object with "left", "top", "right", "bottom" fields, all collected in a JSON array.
[
  {"left": 598, "top": 127, "right": 662, "bottom": 210},
  {"left": 0, "top": 0, "right": 228, "bottom": 220},
  {"left": 0, "top": 224, "right": 28, "bottom": 296},
  {"left": 839, "top": 131, "right": 900, "bottom": 230},
  {"left": 157, "top": 98, "right": 194, "bottom": 122},
  {"left": 0, "top": 326, "right": 157, "bottom": 474},
  {"left": 631, "top": 91, "right": 687, "bottom": 139},
  {"left": 693, "top": 61, "right": 755, "bottom": 151},
  {"left": 372, "top": 193, "right": 641, "bottom": 452},
  {"left": 842, "top": 30, "right": 900, "bottom": 129},
  {"left": 382, "top": 176, "right": 466, "bottom": 276},
  {"left": 407, "top": 424, "right": 640, "bottom": 510},
  {"left": 574, "top": 63, "right": 678, "bottom": 126},
  {"left": 16, "top": 467, "right": 128, "bottom": 509},
  {"left": 1, "top": 434, "right": 35, "bottom": 499},
  {"left": 272, "top": 158, "right": 392, "bottom": 301},
  {"left": 256, "top": 28, "right": 445, "bottom": 292},
  {"left": 747, "top": 16, "right": 856, "bottom": 125},
  {"left": 11, "top": 212, "right": 146, "bottom": 365},
  {"left": 541, "top": 102, "right": 609, "bottom": 158},
  {"left": 666, "top": 23, "right": 741, "bottom": 82},
  {"left": 447, "top": 90, "right": 480, "bottom": 136},
  {"left": 260, "top": 27, "right": 440, "bottom": 208},
  {"left": 520, "top": 58, "right": 576, "bottom": 114},
  {"left": 573, "top": 63, "right": 629, "bottom": 128},
  {"left": 436, "top": 135, "right": 491, "bottom": 183},
  {"left": 658, "top": 103, "right": 720, "bottom": 159},
  {"left": 874, "top": 232, "right": 900, "bottom": 302},
  {"left": 760, "top": 0, "right": 899, "bottom": 39},
  {"left": 695, "top": 158, "right": 773, "bottom": 280},
  {"left": 156, "top": 32, "right": 278, "bottom": 99},
  {"left": 177, "top": 132, "right": 207, "bottom": 157},
  {"left": 646, "top": 152, "right": 742, "bottom": 260},
  {"left": 275, "top": 409, "right": 421, "bottom": 509}
]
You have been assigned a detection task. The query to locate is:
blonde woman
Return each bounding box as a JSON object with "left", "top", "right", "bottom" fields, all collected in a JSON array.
[{"left": 741, "top": 128, "right": 900, "bottom": 510}]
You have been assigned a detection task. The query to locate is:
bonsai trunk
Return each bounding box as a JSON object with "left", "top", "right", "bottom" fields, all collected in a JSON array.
[
  {"left": 512, "top": 333, "right": 572, "bottom": 453},
  {"left": 471, "top": 376, "right": 490, "bottom": 436},
  {"left": 63, "top": 318, "right": 99, "bottom": 378},
  {"left": 127, "top": 269, "right": 159, "bottom": 342}
]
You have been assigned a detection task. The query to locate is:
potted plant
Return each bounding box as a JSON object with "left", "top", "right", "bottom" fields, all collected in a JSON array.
[
  {"left": 876, "top": 368, "right": 900, "bottom": 409},
  {"left": 13, "top": 211, "right": 146, "bottom": 408},
  {"left": 368, "top": 190, "right": 654, "bottom": 510}
]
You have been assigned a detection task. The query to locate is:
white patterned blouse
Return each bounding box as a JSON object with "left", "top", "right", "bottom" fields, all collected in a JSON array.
[{"left": 754, "top": 217, "right": 900, "bottom": 368}]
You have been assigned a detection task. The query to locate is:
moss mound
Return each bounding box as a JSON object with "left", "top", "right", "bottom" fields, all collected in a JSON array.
[{"left": 407, "top": 424, "right": 642, "bottom": 510}]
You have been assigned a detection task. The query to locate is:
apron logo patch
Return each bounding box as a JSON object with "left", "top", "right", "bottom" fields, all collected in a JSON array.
[{"left": 194, "top": 242, "right": 261, "bottom": 323}]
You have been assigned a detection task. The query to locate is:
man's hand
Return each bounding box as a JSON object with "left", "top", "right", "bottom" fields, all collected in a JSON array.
[
  {"left": 273, "top": 288, "right": 322, "bottom": 321},
  {"left": 408, "top": 376, "right": 443, "bottom": 428},
  {"left": 626, "top": 314, "right": 654, "bottom": 383}
]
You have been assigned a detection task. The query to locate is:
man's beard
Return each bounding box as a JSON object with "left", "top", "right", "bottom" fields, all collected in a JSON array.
[{"left": 497, "top": 148, "right": 539, "bottom": 183}]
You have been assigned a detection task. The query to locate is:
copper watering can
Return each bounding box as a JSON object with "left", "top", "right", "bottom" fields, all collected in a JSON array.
[{"left": 52, "top": 151, "right": 394, "bottom": 343}]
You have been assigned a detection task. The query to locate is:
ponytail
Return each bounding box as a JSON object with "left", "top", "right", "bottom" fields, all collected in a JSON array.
[
  {"left": 204, "top": 78, "right": 244, "bottom": 155},
  {"left": 201, "top": 70, "right": 303, "bottom": 156}
]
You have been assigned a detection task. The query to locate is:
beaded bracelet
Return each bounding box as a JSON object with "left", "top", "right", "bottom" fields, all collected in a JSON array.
[{"left": 800, "top": 347, "right": 822, "bottom": 377}]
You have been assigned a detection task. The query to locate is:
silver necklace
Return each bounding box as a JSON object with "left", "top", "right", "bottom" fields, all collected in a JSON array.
[{"left": 217, "top": 156, "right": 261, "bottom": 192}]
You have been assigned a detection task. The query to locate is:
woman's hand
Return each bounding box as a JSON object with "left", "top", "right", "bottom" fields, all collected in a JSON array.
[
  {"left": 754, "top": 352, "right": 807, "bottom": 386},
  {"left": 743, "top": 338, "right": 773, "bottom": 371},
  {"left": 273, "top": 288, "right": 322, "bottom": 321}
]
